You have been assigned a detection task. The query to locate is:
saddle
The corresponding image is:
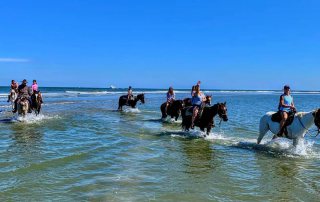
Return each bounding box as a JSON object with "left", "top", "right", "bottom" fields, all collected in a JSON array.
[
  {"left": 184, "top": 105, "right": 206, "bottom": 119},
  {"left": 271, "top": 111, "right": 295, "bottom": 137}
]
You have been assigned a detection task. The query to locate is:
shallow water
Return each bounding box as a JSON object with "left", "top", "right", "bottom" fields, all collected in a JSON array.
[{"left": 0, "top": 87, "right": 320, "bottom": 201}]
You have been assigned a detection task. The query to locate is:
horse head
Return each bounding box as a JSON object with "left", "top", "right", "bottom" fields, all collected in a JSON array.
[
  {"left": 174, "top": 100, "right": 184, "bottom": 110},
  {"left": 313, "top": 109, "right": 320, "bottom": 135},
  {"left": 217, "top": 102, "right": 228, "bottom": 122},
  {"left": 205, "top": 95, "right": 212, "bottom": 106},
  {"left": 137, "top": 93, "right": 145, "bottom": 104}
]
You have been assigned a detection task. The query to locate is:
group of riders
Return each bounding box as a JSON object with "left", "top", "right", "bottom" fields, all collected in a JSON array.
[
  {"left": 7, "top": 79, "right": 295, "bottom": 136},
  {"left": 7, "top": 79, "right": 43, "bottom": 115},
  {"left": 161, "top": 82, "right": 295, "bottom": 136}
]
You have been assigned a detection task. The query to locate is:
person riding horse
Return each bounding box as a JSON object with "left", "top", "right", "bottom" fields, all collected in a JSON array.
[
  {"left": 12, "top": 79, "right": 32, "bottom": 113},
  {"left": 126, "top": 86, "right": 133, "bottom": 105},
  {"left": 165, "top": 87, "right": 175, "bottom": 114},
  {"left": 275, "top": 85, "right": 296, "bottom": 138},
  {"left": 7, "top": 80, "right": 18, "bottom": 102},
  {"left": 191, "top": 84, "right": 206, "bottom": 129}
]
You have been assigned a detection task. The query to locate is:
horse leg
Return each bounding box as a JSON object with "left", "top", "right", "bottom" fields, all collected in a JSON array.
[
  {"left": 257, "top": 116, "right": 269, "bottom": 144},
  {"left": 293, "top": 138, "right": 303, "bottom": 147},
  {"left": 206, "top": 127, "right": 211, "bottom": 136}
]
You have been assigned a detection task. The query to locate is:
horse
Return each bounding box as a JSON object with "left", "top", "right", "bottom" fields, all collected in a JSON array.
[
  {"left": 257, "top": 109, "right": 320, "bottom": 146},
  {"left": 181, "top": 102, "right": 228, "bottom": 135},
  {"left": 118, "top": 93, "right": 145, "bottom": 111},
  {"left": 8, "top": 89, "right": 17, "bottom": 109},
  {"left": 160, "top": 100, "right": 184, "bottom": 121},
  {"left": 31, "top": 92, "right": 43, "bottom": 115},
  {"left": 183, "top": 95, "right": 212, "bottom": 107},
  {"left": 17, "top": 97, "right": 30, "bottom": 117}
]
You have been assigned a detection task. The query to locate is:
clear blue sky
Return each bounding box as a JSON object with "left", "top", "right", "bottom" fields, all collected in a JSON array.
[{"left": 0, "top": 0, "right": 319, "bottom": 90}]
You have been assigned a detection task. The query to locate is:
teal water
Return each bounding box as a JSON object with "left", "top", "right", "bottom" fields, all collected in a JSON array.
[{"left": 0, "top": 87, "right": 320, "bottom": 201}]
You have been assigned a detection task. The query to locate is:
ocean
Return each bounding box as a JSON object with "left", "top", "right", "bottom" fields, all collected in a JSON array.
[{"left": 0, "top": 87, "right": 320, "bottom": 201}]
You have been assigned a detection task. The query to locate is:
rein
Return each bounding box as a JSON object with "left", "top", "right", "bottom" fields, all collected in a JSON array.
[{"left": 298, "top": 115, "right": 320, "bottom": 137}]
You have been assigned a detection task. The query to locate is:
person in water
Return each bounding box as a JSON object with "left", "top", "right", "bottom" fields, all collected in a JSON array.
[
  {"left": 7, "top": 80, "right": 18, "bottom": 102},
  {"left": 275, "top": 85, "right": 296, "bottom": 137},
  {"left": 166, "top": 87, "right": 175, "bottom": 113},
  {"left": 191, "top": 84, "right": 206, "bottom": 129},
  {"left": 12, "top": 79, "right": 33, "bottom": 113}
]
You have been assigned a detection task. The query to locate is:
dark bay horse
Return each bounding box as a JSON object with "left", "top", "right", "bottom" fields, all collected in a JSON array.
[
  {"left": 118, "top": 93, "right": 145, "bottom": 111},
  {"left": 181, "top": 102, "right": 228, "bottom": 135},
  {"left": 160, "top": 100, "right": 184, "bottom": 121},
  {"left": 31, "top": 92, "right": 43, "bottom": 115}
]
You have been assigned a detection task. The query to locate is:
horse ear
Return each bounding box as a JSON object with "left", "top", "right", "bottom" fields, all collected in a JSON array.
[{"left": 224, "top": 101, "right": 226, "bottom": 105}]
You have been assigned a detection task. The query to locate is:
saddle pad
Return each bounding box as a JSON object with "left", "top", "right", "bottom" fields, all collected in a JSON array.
[{"left": 271, "top": 111, "right": 295, "bottom": 126}]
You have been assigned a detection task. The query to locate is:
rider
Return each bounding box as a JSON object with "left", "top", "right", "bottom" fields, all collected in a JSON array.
[
  {"left": 126, "top": 86, "right": 133, "bottom": 104},
  {"left": 7, "top": 80, "right": 18, "bottom": 102},
  {"left": 166, "top": 87, "right": 175, "bottom": 113},
  {"left": 276, "top": 85, "right": 296, "bottom": 137},
  {"left": 31, "top": 80, "right": 39, "bottom": 94},
  {"left": 191, "top": 84, "right": 206, "bottom": 129},
  {"left": 191, "top": 81, "right": 201, "bottom": 97},
  {"left": 12, "top": 79, "right": 32, "bottom": 113}
]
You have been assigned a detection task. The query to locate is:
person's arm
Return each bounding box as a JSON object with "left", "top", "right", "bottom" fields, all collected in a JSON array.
[{"left": 291, "top": 97, "right": 295, "bottom": 109}]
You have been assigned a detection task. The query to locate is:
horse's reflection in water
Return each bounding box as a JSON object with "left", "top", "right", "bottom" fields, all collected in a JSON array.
[
  {"left": 8, "top": 124, "right": 43, "bottom": 156},
  {"left": 180, "top": 140, "right": 218, "bottom": 175}
]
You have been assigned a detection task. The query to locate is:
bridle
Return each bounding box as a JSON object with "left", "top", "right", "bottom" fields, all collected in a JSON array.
[
  {"left": 299, "top": 109, "right": 320, "bottom": 137},
  {"left": 314, "top": 109, "right": 320, "bottom": 137},
  {"left": 217, "top": 103, "right": 227, "bottom": 126}
]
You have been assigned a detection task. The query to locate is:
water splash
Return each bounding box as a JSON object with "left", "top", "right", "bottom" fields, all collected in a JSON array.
[
  {"left": 123, "top": 108, "right": 141, "bottom": 113},
  {"left": 13, "top": 114, "right": 60, "bottom": 124}
]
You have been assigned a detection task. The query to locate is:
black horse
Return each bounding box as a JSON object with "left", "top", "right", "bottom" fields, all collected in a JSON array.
[
  {"left": 183, "top": 95, "right": 212, "bottom": 107},
  {"left": 181, "top": 102, "right": 228, "bottom": 135},
  {"left": 118, "top": 93, "right": 145, "bottom": 111},
  {"left": 31, "top": 92, "right": 43, "bottom": 115},
  {"left": 160, "top": 100, "right": 184, "bottom": 121}
]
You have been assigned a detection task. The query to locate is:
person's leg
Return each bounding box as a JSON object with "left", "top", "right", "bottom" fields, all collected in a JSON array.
[
  {"left": 165, "top": 102, "right": 169, "bottom": 114},
  {"left": 274, "top": 111, "right": 288, "bottom": 138}
]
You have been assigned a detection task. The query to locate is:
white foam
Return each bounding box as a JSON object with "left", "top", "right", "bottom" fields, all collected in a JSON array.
[
  {"left": 13, "top": 114, "right": 60, "bottom": 124},
  {"left": 123, "top": 108, "right": 141, "bottom": 113}
]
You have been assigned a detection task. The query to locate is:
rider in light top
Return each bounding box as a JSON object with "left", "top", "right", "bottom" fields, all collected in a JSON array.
[
  {"left": 276, "top": 85, "right": 296, "bottom": 137},
  {"left": 191, "top": 84, "right": 206, "bottom": 129},
  {"left": 166, "top": 87, "right": 175, "bottom": 113},
  {"left": 31, "top": 80, "right": 39, "bottom": 93},
  {"left": 7, "top": 80, "right": 18, "bottom": 102}
]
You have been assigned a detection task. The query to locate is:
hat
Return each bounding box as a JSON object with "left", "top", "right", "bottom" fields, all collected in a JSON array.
[
  {"left": 22, "top": 79, "right": 27, "bottom": 83},
  {"left": 284, "top": 85, "right": 290, "bottom": 89}
]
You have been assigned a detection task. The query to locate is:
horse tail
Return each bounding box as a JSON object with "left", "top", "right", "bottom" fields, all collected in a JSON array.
[{"left": 258, "top": 114, "right": 270, "bottom": 144}]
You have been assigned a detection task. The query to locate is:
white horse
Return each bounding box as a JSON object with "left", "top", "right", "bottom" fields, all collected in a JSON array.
[
  {"left": 17, "top": 97, "right": 30, "bottom": 117},
  {"left": 258, "top": 109, "right": 320, "bottom": 146},
  {"left": 8, "top": 89, "right": 17, "bottom": 109}
]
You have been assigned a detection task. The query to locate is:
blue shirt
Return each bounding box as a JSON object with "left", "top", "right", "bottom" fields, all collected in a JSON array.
[{"left": 279, "top": 94, "right": 293, "bottom": 112}]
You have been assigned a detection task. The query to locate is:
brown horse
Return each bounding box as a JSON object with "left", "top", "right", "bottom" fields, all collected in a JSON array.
[
  {"left": 160, "top": 100, "right": 184, "bottom": 121},
  {"left": 181, "top": 102, "right": 228, "bottom": 135},
  {"left": 118, "top": 93, "right": 145, "bottom": 111},
  {"left": 31, "top": 92, "right": 43, "bottom": 115}
]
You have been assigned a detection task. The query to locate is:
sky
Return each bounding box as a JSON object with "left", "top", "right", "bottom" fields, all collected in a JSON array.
[{"left": 0, "top": 0, "right": 319, "bottom": 90}]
